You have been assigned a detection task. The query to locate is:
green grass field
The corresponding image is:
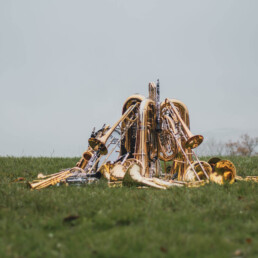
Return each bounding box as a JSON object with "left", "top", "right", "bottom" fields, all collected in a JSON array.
[{"left": 0, "top": 156, "right": 258, "bottom": 258}]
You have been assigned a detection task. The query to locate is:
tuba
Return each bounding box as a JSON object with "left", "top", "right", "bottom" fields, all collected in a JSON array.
[
  {"left": 120, "top": 94, "right": 145, "bottom": 158},
  {"left": 134, "top": 98, "right": 157, "bottom": 176}
]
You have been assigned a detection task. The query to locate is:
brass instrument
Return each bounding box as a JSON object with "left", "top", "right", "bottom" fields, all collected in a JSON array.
[
  {"left": 29, "top": 79, "right": 245, "bottom": 190},
  {"left": 134, "top": 98, "right": 157, "bottom": 176},
  {"left": 29, "top": 168, "right": 82, "bottom": 190},
  {"left": 76, "top": 147, "right": 94, "bottom": 169},
  {"left": 166, "top": 99, "right": 203, "bottom": 149},
  {"left": 120, "top": 94, "right": 145, "bottom": 158},
  {"left": 184, "top": 161, "right": 212, "bottom": 182},
  {"left": 76, "top": 125, "right": 110, "bottom": 169},
  {"left": 208, "top": 158, "right": 236, "bottom": 184},
  {"left": 89, "top": 103, "right": 139, "bottom": 155}
]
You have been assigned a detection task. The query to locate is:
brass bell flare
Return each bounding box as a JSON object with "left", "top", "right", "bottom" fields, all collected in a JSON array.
[
  {"left": 184, "top": 135, "right": 203, "bottom": 149},
  {"left": 210, "top": 160, "right": 236, "bottom": 185},
  {"left": 184, "top": 161, "right": 212, "bottom": 182},
  {"left": 88, "top": 137, "right": 108, "bottom": 155}
]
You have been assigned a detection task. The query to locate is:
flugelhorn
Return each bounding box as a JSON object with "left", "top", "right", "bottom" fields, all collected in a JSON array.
[
  {"left": 89, "top": 103, "right": 139, "bottom": 155},
  {"left": 166, "top": 99, "right": 203, "bottom": 149}
]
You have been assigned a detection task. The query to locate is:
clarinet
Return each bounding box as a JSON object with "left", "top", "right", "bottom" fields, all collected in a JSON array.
[{"left": 156, "top": 79, "right": 162, "bottom": 132}]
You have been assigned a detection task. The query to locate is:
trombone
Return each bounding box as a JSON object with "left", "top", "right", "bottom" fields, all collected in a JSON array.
[
  {"left": 163, "top": 102, "right": 210, "bottom": 181},
  {"left": 88, "top": 103, "right": 138, "bottom": 155},
  {"left": 166, "top": 99, "right": 203, "bottom": 149}
]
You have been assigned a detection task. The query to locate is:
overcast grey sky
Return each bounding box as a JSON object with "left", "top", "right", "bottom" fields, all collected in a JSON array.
[{"left": 0, "top": 0, "right": 258, "bottom": 156}]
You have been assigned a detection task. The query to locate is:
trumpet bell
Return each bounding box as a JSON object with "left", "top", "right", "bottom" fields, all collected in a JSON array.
[{"left": 184, "top": 135, "right": 204, "bottom": 149}]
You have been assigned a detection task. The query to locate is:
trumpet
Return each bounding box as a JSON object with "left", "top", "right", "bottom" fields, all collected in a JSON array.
[{"left": 29, "top": 169, "right": 73, "bottom": 189}]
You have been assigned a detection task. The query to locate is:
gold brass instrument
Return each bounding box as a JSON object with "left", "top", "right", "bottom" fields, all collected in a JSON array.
[
  {"left": 208, "top": 158, "right": 236, "bottom": 184},
  {"left": 170, "top": 153, "right": 185, "bottom": 181},
  {"left": 29, "top": 167, "right": 84, "bottom": 190},
  {"left": 158, "top": 98, "right": 210, "bottom": 182},
  {"left": 157, "top": 112, "right": 178, "bottom": 162},
  {"left": 29, "top": 79, "right": 245, "bottom": 190},
  {"left": 89, "top": 103, "right": 139, "bottom": 155},
  {"left": 76, "top": 125, "right": 110, "bottom": 169},
  {"left": 76, "top": 147, "right": 94, "bottom": 169},
  {"left": 134, "top": 98, "right": 157, "bottom": 176},
  {"left": 162, "top": 115, "right": 202, "bottom": 181},
  {"left": 159, "top": 99, "right": 190, "bottom": 179},
  {"left": 120, "top": 95, "right": 145, "bottom": 158},
  {"left": 184, "top": 161, "right": 212, "bottom": 182},
  {"left": 166, "top": 99, "right": 203, "bottom": 149}
]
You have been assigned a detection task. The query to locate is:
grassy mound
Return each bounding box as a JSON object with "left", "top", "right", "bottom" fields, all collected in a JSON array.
[{"left": 0, "top": 156, "right": 257, "bottom": 257}]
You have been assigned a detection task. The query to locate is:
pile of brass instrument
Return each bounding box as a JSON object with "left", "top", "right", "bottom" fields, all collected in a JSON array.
[{"left": 29, "top": 80, "right": 257, "bottom": 190}]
